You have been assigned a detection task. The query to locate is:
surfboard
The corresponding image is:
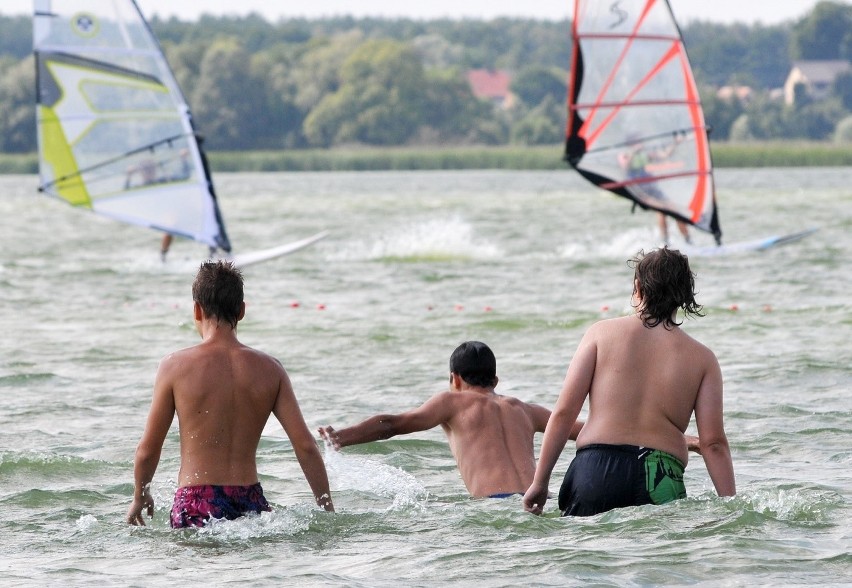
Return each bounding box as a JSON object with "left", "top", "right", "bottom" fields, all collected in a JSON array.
[
  {"left": 680, "top": 228, "right": 818, "bottom": 257},
  {"left": 228, "top": 231, "right": 329, "bottom": 268}
]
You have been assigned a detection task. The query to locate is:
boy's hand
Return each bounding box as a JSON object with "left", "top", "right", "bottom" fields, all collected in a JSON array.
[
  {"left": 318, "top": 426, "right": 341, "bottom": 450},
  {"left": 126, "top": 486, "right": 154, "bottom": 526}
]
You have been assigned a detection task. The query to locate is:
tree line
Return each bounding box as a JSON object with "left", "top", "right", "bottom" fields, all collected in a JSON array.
[{"left": 1, "top": 1, "right": 851, "bottom": 154}]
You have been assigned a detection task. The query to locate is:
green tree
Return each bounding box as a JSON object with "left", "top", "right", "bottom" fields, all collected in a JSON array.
[
  {"left": 834, "top": 114, "right": 852, "bottom": 142},
  {"left": 684, "top": 23, "right": 790, "bottom": 89},
  {"left": 304, "top": 40, "right": 427, "bottom": 146},
  {"left": 190, "top": 39, "right": 265, "bottom": 150},
  {"left": 511, "top": 66, "right": 567, "bottom": 109},
  {"left": 0, "top": 55, "right": 36, "bottom": 153},
  {"left": 510, "top": 95, "right": 565, "bottom": 145},
  {"left": 740, "top": 94, "right": 785, "bottom": 139},
  {"left": 832, "top": 70, "right": 852, "bottom": 110},
  {"left": 700, "top": 86, "right": 745, "bottom": 141},
  {"left": 291, "top": 32, "right": 364, "bottom": 112},
  {"left": 163, "top": 40, "right": 210, "bottom": 97},
  {"left": 418, "top": 69, "right": 492, "bottom": 144},
  {"left": 252, "top": 44, "right": 311, "bottom": 148},
  {"left": 728, "top": 114, "right": 754, "bottom": 142},
  {"left": 0, "top": 16, "right": 31, "bottom": 59},
  {"left": 790, "top": 1, "right": 852, "bottom": 60},
  {"left": 785, "top": 97, "right": 847, "bottom": 139}
]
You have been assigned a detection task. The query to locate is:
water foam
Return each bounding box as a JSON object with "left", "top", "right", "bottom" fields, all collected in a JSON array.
[
  {"left": 322, "top": 443, "right": 429, "bottom": 510},
  {"left": 332, "top": 216, "right": 501, "bottom": 261}
]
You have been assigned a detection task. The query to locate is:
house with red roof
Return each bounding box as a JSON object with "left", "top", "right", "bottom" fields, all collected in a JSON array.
[{"left": 466, "top": 69, "right": 515, "bottom": 109}]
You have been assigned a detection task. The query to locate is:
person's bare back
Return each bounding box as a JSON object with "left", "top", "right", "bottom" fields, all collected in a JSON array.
[
  {"left": 574, "top": 314, "right": 718, "bottom": 465},
  {"left": 430, "top": 389, "right": 548, "bottom": 497},
  {"left": 166, "top": 339, "right": 290, "bottom": 487}
]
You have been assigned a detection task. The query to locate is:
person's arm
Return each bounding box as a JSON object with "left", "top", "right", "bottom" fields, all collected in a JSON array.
[
  {"left": 319, "top": 392, "right": 454, "bottom": 449},
  {"left": 273, "top": 368, "right": 334, "bottom": 512},
  {"left": 693, "top": 355, "right": 736, "bottom": 497},
  {"left": 523, "top": 330, "right": 597, "bottom": 515},
  {"left": 685, "top": 434, "right": 701, "bottom": 453},
  {"left": 126, "top": 359, "right": 176, "bottom": 525},
  {"left": 526, "top": 403, "right": 584, "bottom": 440}
]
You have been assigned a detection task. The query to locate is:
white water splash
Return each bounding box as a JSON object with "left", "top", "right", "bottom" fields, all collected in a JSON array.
[
  {"left": 558, "top": 227, "right": 662, "bottom": 260},
  {"left": 194, "top": 508, "right": 313, "bottom": 541},
  {"left": 323, "top": 444, "right": 429, "bottom": 510},
  {"left": 75, "top": 514, "right": 98, "bottom": 532},
  {"left": 332, "top": 216, "right": 502, "bottom": 261}
]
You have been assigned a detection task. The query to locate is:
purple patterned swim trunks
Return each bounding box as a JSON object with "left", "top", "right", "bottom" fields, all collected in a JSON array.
[{"left": 170, "top": 482, "right": 271, "bottom": 528}]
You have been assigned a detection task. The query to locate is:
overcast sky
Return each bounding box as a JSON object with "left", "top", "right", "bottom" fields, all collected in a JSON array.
[{"left": 2, "top": 1, "right": 840, "bottom": 25}]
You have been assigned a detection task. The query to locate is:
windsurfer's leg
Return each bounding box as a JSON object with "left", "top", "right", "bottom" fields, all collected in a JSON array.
[
  {"left": 161, "top": 234, "right": 173, "bottom": 262},
  {"left": 676, "top": 221, "right": 691, "bottom": 244},
  {"left": 657, "top": 213, "right": 669, "bottom": 245}
]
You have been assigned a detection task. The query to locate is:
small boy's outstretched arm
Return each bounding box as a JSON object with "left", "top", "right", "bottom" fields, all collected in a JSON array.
[{"left": 319, "top": 393, "right": 454, "bottom": 449}]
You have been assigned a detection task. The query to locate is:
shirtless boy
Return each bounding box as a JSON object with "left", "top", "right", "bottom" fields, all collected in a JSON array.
[
  {"left": 126, "top": 261, "right": 333, "bottom": 527},
  {"left": 319, "top": 341, "right": 583, "bottom": 498},
  {"left": 524, "top": 248, "right": 735, "bottom": 517}
]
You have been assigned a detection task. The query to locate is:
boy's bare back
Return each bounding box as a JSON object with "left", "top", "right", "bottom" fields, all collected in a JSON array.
[
  {"left": 163, "top": 338, "right": 289, "bottom": 487},
  {"left": 438, "top": 391, "right": 549, "bottom": 497},
  {"left": 573, "top": 314, "right": 719, "bottom": 465}
]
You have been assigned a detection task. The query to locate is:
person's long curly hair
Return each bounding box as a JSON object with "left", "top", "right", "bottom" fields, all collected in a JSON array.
[{"left": 629, "top": 248, "right": 704, "bottom": 329}]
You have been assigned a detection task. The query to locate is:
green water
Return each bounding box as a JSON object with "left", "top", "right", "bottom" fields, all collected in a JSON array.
[{"left": 1, "top": 169, "right": 850, "bottom": 586}]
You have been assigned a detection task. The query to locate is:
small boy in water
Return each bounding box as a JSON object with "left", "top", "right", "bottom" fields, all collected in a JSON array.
[{"left": 319, "top": 341, "right": 583, "bottom": 498}]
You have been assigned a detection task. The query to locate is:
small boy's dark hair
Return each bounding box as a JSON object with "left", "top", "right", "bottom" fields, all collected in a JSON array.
[{"left": 450, "top": 341, "right": 497, "bottom": 388}]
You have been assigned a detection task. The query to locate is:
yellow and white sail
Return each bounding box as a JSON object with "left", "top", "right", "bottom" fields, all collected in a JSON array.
[{"left": 33, "top": 0, "right": 231, "bottom": 252}]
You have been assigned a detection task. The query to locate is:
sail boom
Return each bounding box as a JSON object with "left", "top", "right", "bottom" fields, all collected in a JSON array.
[
  {"left": 578, "top": 33, "right": 680, "bottom": 42},
  {"left": 572, "top": 98, "right": 701, "bottom": 109}
]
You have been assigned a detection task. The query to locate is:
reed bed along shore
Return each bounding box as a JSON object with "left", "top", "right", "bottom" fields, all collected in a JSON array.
[{"left": 2, "top": 141, "right": 850, "bottom": 174}]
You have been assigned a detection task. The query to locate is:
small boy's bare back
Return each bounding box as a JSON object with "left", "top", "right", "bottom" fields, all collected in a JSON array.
[{"left": 444, "top": 393, "right": 545, "bottom": 498}]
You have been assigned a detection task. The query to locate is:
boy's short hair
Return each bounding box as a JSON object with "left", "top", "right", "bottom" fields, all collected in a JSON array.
[
  {"left": 192, "top": 260, "right": 244, "bottom": 328},
  {"left": 450, "top": 341, "right": 497, "bottom": 388}
]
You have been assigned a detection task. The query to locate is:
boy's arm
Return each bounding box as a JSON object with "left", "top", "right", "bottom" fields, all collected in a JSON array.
[
  {"left": 524, "top": 329, "right": 597, "bottom": 515},
  {"left": 273, "top": 368, "right": 334, "bottom": 511},
  {"left": 127, "top": 359, "right": 176, "bottom": 525},
  {"left": 319, "top": 392, "right": 454, "bottom": 449},
  {"left": 694, "top": 356, "right": 736, "bottom": 496},
  {"left": 528, "top": 403, "right": 586, "bottom": 439}
]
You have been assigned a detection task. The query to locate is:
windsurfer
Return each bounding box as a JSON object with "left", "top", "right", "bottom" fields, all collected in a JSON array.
[
  {"left": 523, "top": 247, "right": 735, "bottom": 517},
  {"left": 124, "top": 158, "right": 158, "bottom": 189},
  {"left": 159, "top": 149, "right": 194, "bottom": 261},
  {"left": 618, "top": 134, "right": 691, "bottom": 245},
  {"left": 124, "top": 150, "right": 194, "bottom": 261},
  {"left": 126, "top": 260, "right": 334, "bottom": 528}
]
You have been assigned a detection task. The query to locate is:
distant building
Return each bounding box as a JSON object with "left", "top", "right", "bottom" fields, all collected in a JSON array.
[
  {"left": 783, "top": 60, "right": 851, "bottom": 105},
  {"left": 716, "top": 85, "right": 753, "bottom": 104},
  {"left": 466, "top": 69, "right": 515, "bottom": 109}
]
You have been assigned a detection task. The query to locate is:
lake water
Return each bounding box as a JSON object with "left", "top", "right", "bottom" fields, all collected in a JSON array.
[{"left": 1, "top": 168, "right": 850, "bottom": 586}]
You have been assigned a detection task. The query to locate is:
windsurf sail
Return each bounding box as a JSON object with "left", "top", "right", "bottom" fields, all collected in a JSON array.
[
  {"left": 566, "top": 0, "right": 722, "bottom": 244},
  {"left": 33, "top": 0, "right": 231, "bottom": 252}
]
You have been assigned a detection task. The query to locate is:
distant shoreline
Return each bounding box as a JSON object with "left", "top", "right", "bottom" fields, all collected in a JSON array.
[{"left": 2, "top": 141, "right": 850, "bottom": 174}]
